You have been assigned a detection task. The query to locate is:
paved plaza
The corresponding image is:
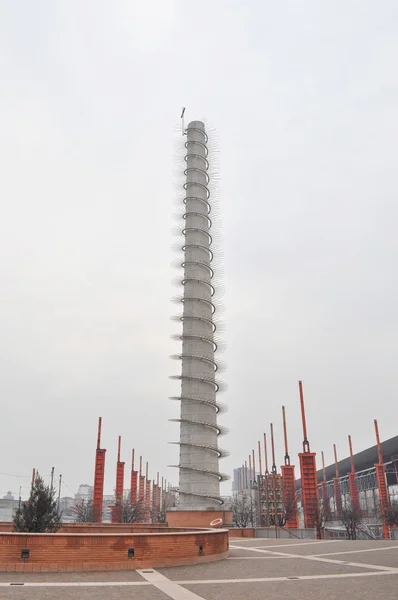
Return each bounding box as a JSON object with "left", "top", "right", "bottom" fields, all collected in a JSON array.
[{"left": 0, "top": 538, "right": 398, "bottom": 599}]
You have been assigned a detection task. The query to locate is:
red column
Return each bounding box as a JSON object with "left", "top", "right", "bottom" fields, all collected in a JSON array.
[
  {"left": 280, "top": 406, "right": 298, "bottom": 528},
  {"left": 152, "top": 482, "right": 160, "bottom": 521},
  {"left": 298, "top": 381, "right": 320, "bottom": 532},
  {"left": 145, "top": 479, "right": 151, "bottom": 523},
  {"left": 281, "top": 465, "right": 299, "bottom": 528},
  {"left": 348, "top": 435, "right": 360, "bottom": 512},
  {"left": 93, "top": 417, "right": 106, "bottom": 523},
  {"left": 130, "top": 449, "right": 138, "bottom": 505},
  {"left": 153, "top": 473, "right": 161, "bottom": 520},
  {"left": 374, "top": 420, "right": 390, "bottom": 539},
  {"left": 333, "top": 444, "right": 342, "bottom": 518},
  {"left": 111, "top": 436, "right": 125, "bottom": 523},
  {"left": 138, "top": 456, "right": 145, "bottom": 522},
  {"left": 144, "top": 462, "right": 152, "bottom": 522}
]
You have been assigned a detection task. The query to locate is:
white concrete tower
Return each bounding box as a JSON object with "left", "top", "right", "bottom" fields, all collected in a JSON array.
[{"left": 170, "top": 120, "right": 228, "bottom": 510}]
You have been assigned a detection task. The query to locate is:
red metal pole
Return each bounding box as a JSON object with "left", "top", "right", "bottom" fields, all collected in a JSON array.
[
  {"left": 258, "top": 441, "right": 263, "bottom": 477},
  {"left": 348, "top": 435, "right": 355, "bottom": 473},
  {"left": 333, "top": 444, "right": 342, "bottom": 518},
  {"left": 270, "top": 423, "right": 276, "bottom": 474},
  {"left": 97, "top": 416, "right": 102, "bottom": 450},
  {"left": 348, "top": 435, "right": 360, "bottom": 512},
  {"left": 299, "top": 380, "right": 310, "bottom": 452},
  {"left": 321, "top": 451, "right": 329, "bottom": 515},
  {"left": 333, "top": 444, "right": 339, "bottom": 478},
  {"left": 264, "top": 433, "right": 269, "bottom": 475},
  {"left": 282, "top": 406, "right": 290, "bottom": 465},
  {"left": 374, "top": 420, "right": 384, "bottom": 464},
  {"left": 252, "top": 449, "right": 256, "bottom": 483}
]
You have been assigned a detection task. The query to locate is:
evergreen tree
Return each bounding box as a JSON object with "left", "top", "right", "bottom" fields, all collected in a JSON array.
[{"left": 13, "top": 473, "right": 61, "bottom": 532}]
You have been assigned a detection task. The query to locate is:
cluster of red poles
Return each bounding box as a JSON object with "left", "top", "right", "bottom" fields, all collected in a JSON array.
[
  {"left": 93, "top": 417, "right": 171, "bottom": 523},
  {"left": 238, "top": 381, "right": 391, "bottom": 539}
]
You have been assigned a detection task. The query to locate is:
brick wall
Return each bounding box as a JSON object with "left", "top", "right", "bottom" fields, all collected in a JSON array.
[
  {"left": 0, "top": 529, "right": 228, "bottom": 572},
  {"left": 166, "top": 510, "right": 233, "bottom": 528},
  {"left": 228, "top": 528, "right": 255, "bottom": 538},
  {"left": 0, "top": 522, "right": 168, "bottom": 534},
  {"left": 59, "top": 523, "right": 168, "bottom": 534}
]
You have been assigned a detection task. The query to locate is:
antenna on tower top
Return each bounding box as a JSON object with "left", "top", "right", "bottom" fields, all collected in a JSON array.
[{"left": 181, "top": 107, "right": 186, "bottom": 136}]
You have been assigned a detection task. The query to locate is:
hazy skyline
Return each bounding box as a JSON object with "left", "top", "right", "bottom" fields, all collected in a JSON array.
[{"left": 1, "top": 1, "right": 398, "bottom": 499}]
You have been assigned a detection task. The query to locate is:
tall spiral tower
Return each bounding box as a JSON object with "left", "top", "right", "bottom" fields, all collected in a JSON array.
[{"left": 170, "top": 119, "right": 228, "bottom": 510}]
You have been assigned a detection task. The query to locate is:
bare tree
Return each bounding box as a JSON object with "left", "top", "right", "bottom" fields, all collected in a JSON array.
[
  {"left": 120, "top": 494, "right": 145, "bottom": 523},
  {"left": 314, "top": 502, "right": 332, "bottom": 539},
  {"left": 154, "top": 488, "right": 179, "bottom": 523},
  {"left": 73, "top": 499, "right": 95, "bottom": 523},
  {"left": 231, "top": 493, "right": 254, "bottom": 528},
  {"left": 384, "top": 501, "right": 398, "bottom": 527},
  {"left": 341, "top": 506, "right": 363, "bottom": 540},
  {"left": 151, "top": 498, "right": 169, "bottom": 524},
  {"left": 278, "top": 492, "right": 298, "bottom": 526}
]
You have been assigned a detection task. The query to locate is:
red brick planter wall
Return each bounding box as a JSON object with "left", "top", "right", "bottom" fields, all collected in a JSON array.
[
  {"left": 0, "top": 522, "right": 168, "bottom": 534},
  {"left": 228, "top": 528, "right": 255, "bottom": 538},
  {"left": 0, "top": 528, "right": 228, "bottom": 572},
  {"left": 166, "top": 510, "right": 233, "bottom": 528}
]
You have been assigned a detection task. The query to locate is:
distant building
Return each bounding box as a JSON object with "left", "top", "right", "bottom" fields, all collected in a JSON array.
[
  {"left": 102, "top": 494, "right": 114, "bottom": 523},
  {"left": 0, "top": 492, "right": 19, "bottom": 521},
  {"left": 75, "top": 484, "right": 93, "bottom": 501},
  {"left": 232, "top": 468, "right": 242, "bottom": 492},
  {"left": 2, "top": 491, "right": 14, "bottom": 501},
  {"left": 59, "top": 496, "right": 74, "bottom": 518}
]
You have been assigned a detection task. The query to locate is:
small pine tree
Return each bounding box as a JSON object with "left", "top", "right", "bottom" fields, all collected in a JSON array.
[{"left": 13, "top": 473, "right": 61, "bottom": 532}]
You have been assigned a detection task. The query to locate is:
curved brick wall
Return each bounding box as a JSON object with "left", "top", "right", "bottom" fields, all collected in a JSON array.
[
  {"left": 0, "top": 528, "right": 228, "bottom": 572},
  {"left": 0, "top": 522, "right": 168, "bottom": 534}
]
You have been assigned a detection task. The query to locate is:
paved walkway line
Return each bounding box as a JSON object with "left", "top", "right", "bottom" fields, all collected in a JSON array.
[
  {"left": 137, "top": 569, "right": 206, "bottom": 599},
  {"left": 230, "top": 544, "right": 397, "bottom": 572},
  {"left": 230, "top": 540, "right": 340, "bottom": 549},
  {"left": 228, "top": 556, "right": 296, "bottom": 560},
  {"left": 315, "top": 544, "right": 398, "bottom": 557},
  {"left": 175, "top": 570, "right": 398, "bottom": 585},
  {"left": 0, "top": 581, "right": 150, "bottom": 588}
]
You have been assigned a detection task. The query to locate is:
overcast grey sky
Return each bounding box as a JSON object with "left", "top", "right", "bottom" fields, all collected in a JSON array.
[{"left": 0, "top": 1, "right": 397, "bottom": 499}]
